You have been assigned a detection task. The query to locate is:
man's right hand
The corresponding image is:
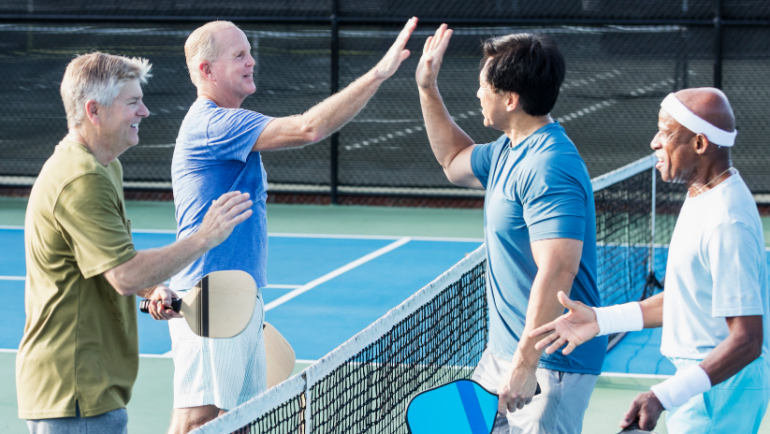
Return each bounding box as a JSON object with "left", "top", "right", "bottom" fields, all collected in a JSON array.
[
  {"left": 528, "top": 291, "right": 600, "bottom": 355},
  {"left": 197, "top": 191, "right": 253, "bottom": 250},
  {"left": 416, "top": 24, "right": 453, "bottom": 90}
]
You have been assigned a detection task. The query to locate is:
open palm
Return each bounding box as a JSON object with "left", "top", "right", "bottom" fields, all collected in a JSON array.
[
  {"left": 373, "top": 18, "right": 417, "bottom": 80},
  {"left": 530, "top": 291, "right": 600, "bottom": 355},
  {"left": 416, "top": 24, "right": 453, "bottom": 89}
]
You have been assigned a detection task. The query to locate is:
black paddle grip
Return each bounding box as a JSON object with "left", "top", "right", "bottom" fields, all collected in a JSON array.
[{"left": 139, "top": 298, "right": 182, "bottom": 314}]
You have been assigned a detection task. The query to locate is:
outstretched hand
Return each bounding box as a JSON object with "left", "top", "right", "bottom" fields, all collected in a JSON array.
[
  {"left": 416, "top": 24, "right": 453, "bottom": 90},
  {"left": 529, "top": 291, "right": 600, "bottom": 355},
  {"left": 373, "top": 17, "right": 418, "bottom": 80}
]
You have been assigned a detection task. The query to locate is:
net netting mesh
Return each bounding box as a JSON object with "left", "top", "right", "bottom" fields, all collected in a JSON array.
[{"left": 309, "top": 261, "right": 486, "bottom": 434}]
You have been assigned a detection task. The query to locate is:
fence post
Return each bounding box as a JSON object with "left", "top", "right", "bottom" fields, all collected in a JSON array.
[
  {"left": 329, "top": 0, "right": 340, "bottom": 204},
  {"left": 713, "top": 0, "right": 722, "bottom": 89}
]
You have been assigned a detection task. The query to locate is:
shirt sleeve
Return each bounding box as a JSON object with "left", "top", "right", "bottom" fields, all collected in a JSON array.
[
  {"left": 54, "top": 174, "right": 137, "bottom": 279},
  {"left": 471, "top": 141, "right": 498, "bottom": 188},
  {"left": 207, "top": 108, "right": 274, "bottom": 162},
  {"left": 708, "top": 221, "right": 765, "bottom": 317},
  {"left": 521, "top": 154, "right": 587, "bottom": 242}
]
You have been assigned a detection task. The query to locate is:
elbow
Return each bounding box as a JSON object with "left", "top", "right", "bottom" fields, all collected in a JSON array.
[
  {"left": 104, "top": 269, "right": 141, "bottom": 296},
  {"left": 299, "top": 121, "right": 327, "bottom": 144},
  {"left": 736, "top": 330, "right": 763, "bottom": 363}
]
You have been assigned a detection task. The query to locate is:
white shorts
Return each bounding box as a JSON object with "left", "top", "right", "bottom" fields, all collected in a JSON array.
[
  {"left": 472, "top": 349, "right": 598, "bottom": 434},
  {"left": 169, "top": 294, "right": 266, "bottom": 411}
]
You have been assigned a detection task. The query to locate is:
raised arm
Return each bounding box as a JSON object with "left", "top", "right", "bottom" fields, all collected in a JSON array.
[
  {"left": 253, "top": 18, "right": 417, "bottom": 152},
  {"left": 416, "top": 24, "right": 481, "bottom": 189},
  {"left": 497, "top": 238, "right": 582, "bottom": 414}
]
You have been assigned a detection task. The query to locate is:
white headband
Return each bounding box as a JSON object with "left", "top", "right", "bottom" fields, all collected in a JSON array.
[{"left": 660, "top": 93, "right": 737, "bottom": 147}]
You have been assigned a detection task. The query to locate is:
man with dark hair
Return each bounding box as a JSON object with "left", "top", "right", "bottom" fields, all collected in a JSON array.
[{"left": 416, "top": 26, "right": 606, "bottom": 433}]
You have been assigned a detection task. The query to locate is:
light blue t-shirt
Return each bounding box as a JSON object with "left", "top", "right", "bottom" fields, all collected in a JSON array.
[
  {"left": 170, "top": 98, "right": 273, "bottom": 292},
  {"left": 471, "top": 123, "right": 607, "bottom": 375}
]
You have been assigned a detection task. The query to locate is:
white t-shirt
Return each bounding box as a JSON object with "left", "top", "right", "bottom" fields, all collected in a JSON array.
[{"left": 660, "top": 173, "right": 769, "bottom": 360}]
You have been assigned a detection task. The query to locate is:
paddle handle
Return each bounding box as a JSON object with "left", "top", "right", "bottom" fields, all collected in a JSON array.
[{"left": 139, "top": 298, "right": 182, "bottom": 314}]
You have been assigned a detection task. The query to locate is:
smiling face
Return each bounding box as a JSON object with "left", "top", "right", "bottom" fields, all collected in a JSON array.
[
  {"left": 650, "top": 108, "right": 698, "bottom": 183},
  {"left": 208, "top": 26, "right": 256, "bottom": 102},
  {"left": 97, "top": 79, "right": 149, "bottom": 156}
]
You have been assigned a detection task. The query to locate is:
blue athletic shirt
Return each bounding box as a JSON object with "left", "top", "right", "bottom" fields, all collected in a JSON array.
[
  {"left": 471, "top": 122, "right": 607, "bottom": 374},
  {"left": 170, "top": 98, "right": 273, "bottom": 293}
]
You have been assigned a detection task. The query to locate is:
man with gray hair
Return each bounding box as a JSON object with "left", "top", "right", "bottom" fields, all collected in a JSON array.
[
  {"left": 17, "top": 52, "right": 252, "bottom": 433},
  {"left": 531, "top": 88, "right": 770, "bottom": 433},
  {"left": 167, "top": 18, "right": 417, "bottom": 432}
]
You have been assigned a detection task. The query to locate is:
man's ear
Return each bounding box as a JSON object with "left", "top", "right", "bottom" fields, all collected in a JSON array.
[
  {"left": 84, "top": 100, "right": 100, "bottom": 126},
  {"left": 506, "top": 92, "right": 519, "bottom": 112},
  {"left": 199, "top": 61, "right": 214, "bottom": 81},
  {"left": 693, "top": 133, "right": 711, "bottom": 155}
]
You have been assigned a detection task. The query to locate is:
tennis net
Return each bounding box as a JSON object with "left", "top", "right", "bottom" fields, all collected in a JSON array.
[{"left": 192, "top": 153, "right": 685, "bottom": 434}]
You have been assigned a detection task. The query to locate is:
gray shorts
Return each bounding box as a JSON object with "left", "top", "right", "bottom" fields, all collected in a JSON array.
[
  {"left": 26, "top": 404, "right": 127, "bottom": 434},
  {"left": 472, "top": 349, "right": 598, "bottom": 434}
]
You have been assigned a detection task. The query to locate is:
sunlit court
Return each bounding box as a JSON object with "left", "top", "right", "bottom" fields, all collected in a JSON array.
[{"left": 2, "top": 1, "right": 770, "bottom": 434}]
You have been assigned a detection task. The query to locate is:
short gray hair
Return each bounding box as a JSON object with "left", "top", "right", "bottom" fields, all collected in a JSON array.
[
  {"left": 184, "top": 21, "right": 238, "bottom": 86},
  {"left": 60, "top": 52, "right": 152, "bottom": 129}
]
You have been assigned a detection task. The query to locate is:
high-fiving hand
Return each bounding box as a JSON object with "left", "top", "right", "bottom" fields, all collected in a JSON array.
[
  {"left": 529, "top": 291, "right": 601, "bottom": 355},
  {"left": 416, "top": 24, "right": 453, "bottom": 90},
  {"left": 372, "top": 17, "right": 418, "bottom": 80}
]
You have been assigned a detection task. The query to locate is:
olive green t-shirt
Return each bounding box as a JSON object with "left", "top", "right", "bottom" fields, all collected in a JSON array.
[{"left": 17, "top": 140, "right": 138, "bottom": 419}]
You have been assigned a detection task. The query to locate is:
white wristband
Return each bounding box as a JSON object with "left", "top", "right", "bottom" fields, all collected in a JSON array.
[
  {"left": 591, "top": 302, "right": 644, "bottom": 336},
  {"left": 650, "top": 365, "right": 712, "bottom": 410}
]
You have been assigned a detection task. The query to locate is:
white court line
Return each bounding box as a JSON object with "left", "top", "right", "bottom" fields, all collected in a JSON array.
[
  {"left": 264, "top": 237, "right": 412, "bottom": 311},
  {"left": 0, "top": 226, "right": 483, "bottom": 243},
  {"left": 0, "top": 276, "right": 25, "bottom": 281},
  {"left": 269, "top": 232, "right": 484, "bottom": 243}
]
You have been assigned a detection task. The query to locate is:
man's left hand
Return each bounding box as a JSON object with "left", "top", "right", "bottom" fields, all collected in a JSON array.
[
  {"left": 497, "top": 364, "right": 539, "bottom": 415},
  {"left": 145, "top": 285, "right": 182, "bottom": 320},
  {"left": 620, "top": 391, "right": 664, "bottom": 431},
  {"left": 372, "top": 17, "right": 417, "bottom": 80}
]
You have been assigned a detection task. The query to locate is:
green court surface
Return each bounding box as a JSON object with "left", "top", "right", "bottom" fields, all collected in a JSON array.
[{"left": 2, "top": 197, "right": 769, "bottom": 433}]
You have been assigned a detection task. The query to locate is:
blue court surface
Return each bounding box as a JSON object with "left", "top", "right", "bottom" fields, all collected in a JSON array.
[{"left": 4, "top": 227, "right": 768, "bottom": 376}]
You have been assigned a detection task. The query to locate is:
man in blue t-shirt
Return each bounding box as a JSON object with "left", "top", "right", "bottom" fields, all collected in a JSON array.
[
  {"left": 168, "top": 18, "right": 418, "bottom": 432},
  {"left": 416, "top": 26, "right": 606, "bottom": 433}
]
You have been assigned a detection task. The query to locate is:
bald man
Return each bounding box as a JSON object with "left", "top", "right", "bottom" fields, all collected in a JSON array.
[
  {"left": 167, "top": 19, "right": 417, "bottom": 433},
  {"left": 529, "top": 88, "right": 770, "bottom": 433}
]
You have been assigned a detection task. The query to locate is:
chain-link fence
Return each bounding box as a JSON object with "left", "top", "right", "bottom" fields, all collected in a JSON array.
[{"left": 1, "top": 1, "right": 768, "bottom": 201}]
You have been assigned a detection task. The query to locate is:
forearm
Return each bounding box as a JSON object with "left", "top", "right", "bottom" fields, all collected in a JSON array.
[
  {"left": 514, "top": 269, "right": 577, "bottom": 368},
  {"left": 106, "top": 234, "right": 209, "bottom": 296},
  {"left": 640, "top": 292, "right": 664, "bottom": 328},
  {"left": 418, "top": 86, "right": 474, "bottom": 169},
  {"left": 299, "top": 71, "right": 384, "bottom": 143}
]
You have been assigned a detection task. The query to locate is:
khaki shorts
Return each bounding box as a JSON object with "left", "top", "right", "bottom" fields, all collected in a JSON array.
[{"left": 472, "top": 349, "right": 598, "bottom": 434}]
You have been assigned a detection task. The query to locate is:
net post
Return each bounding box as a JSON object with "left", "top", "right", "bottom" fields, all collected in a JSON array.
[
  {"left": 329, "top": 0, "right": 340, "bottom": 205},
  {"left": 713, "top": 0, "right": 723, "bottom": 89},
  {"left": 303, "top": 371, "right": 313, "bottom": 434},
  {"left": 649, "top": 164, "right": 656, "bottom": 277}
]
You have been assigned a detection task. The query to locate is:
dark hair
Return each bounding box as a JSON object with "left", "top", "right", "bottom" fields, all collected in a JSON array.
[{"left": 481, "top": 33, "right": 565, "bottom": 117}]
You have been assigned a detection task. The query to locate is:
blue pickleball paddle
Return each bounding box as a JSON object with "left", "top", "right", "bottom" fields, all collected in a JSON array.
[{"left": 406, "top": 379, "right": 541, "bottom": 434}]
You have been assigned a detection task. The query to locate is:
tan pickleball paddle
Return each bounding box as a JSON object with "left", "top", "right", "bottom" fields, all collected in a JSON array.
[
  {"left": 139, "top": 270, "right": 257, "bottom": 338},
  {"left": 263, "top": 322, "right": 296, "bottom": 388}
]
